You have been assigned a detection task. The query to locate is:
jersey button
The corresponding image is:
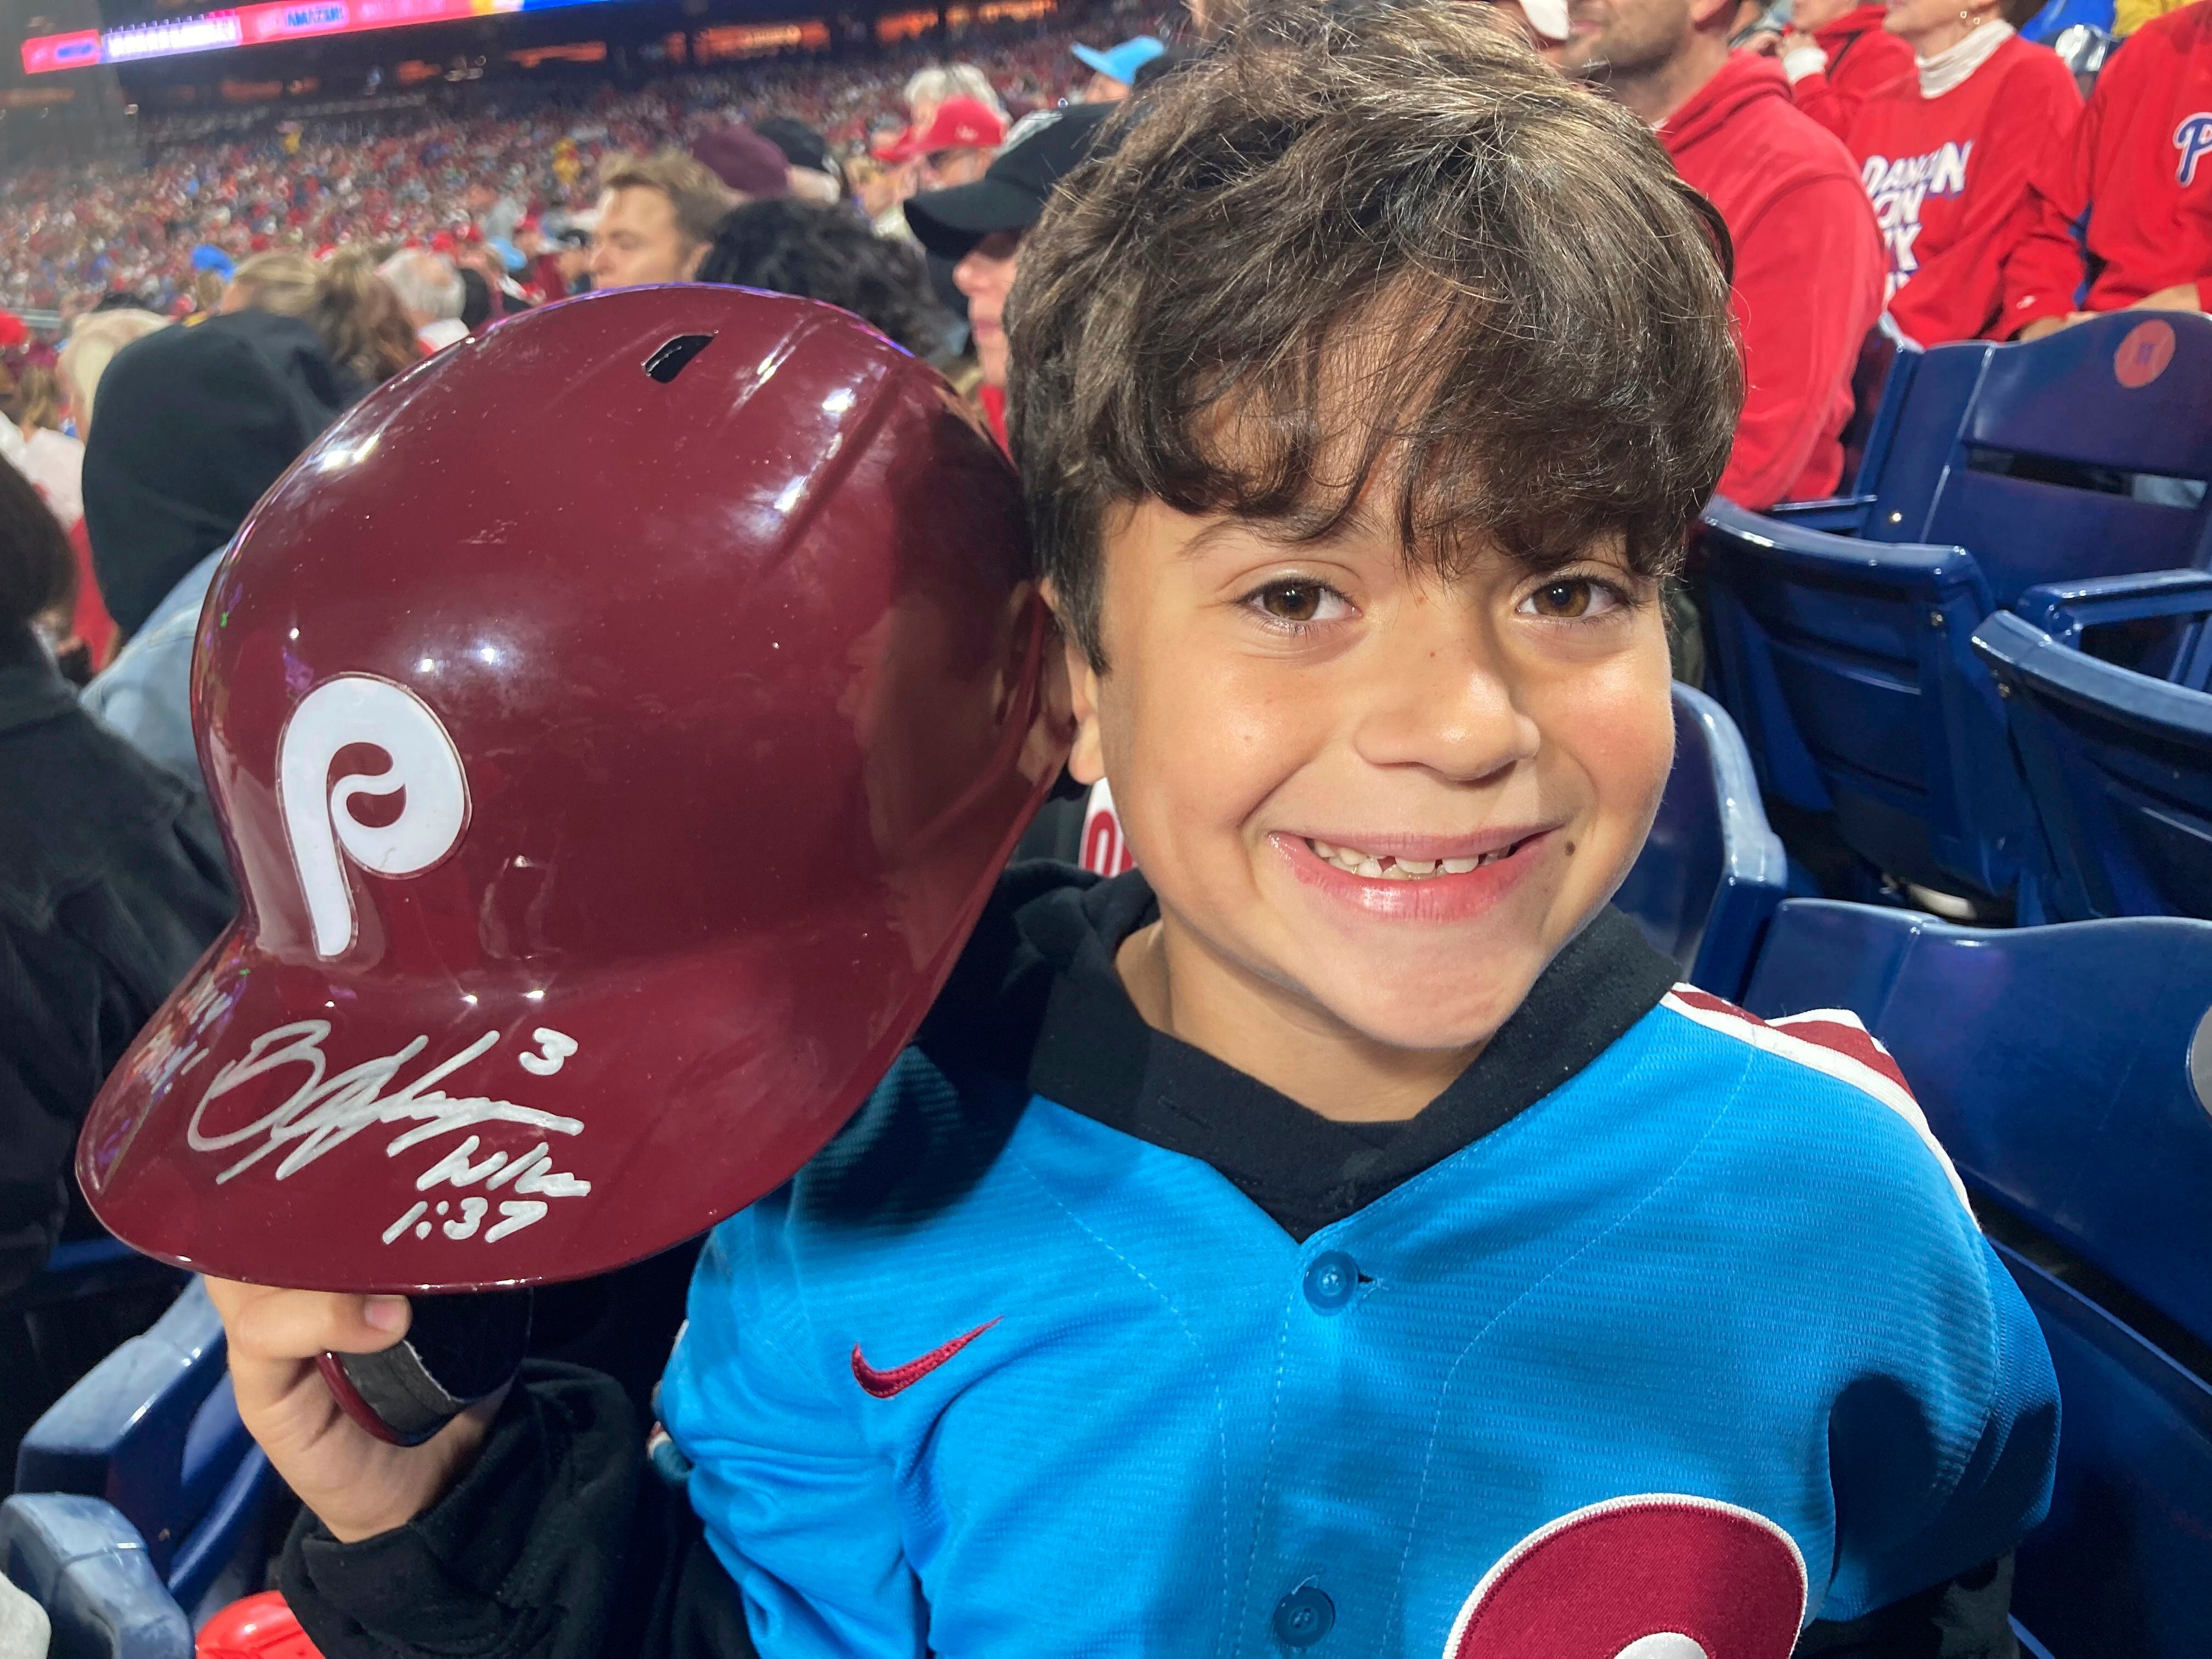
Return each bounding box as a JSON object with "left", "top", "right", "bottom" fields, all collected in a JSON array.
[
  {"left": 1302, "top": 1251, "right": 1358, "bottom": 1313},
  {"left": 1272, "top": 1585, "right": 1336, "bottom": 1648}
]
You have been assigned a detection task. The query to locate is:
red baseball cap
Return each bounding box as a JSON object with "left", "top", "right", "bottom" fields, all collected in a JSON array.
[
  {"left": 886, "top": 95, "right": 1007, "bottom": 162},
  {"left": 76, "top": 287, "right": 1068, "bottom": 1294}
]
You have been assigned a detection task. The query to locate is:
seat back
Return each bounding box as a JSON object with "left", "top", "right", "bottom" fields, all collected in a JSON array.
[
  {"left": 0, "top": 1494, "right": 192, "bottom": 1659},
  {"left": 15, "top": 1279, "right": 276, "bottom": 1621},
  {"left": 1742, "top": 900, "right": 2212, "bottom": 1347},
  {"left": 1995, "top": 1251, "right": 2212, "bottom": 1657},
  {"left": 1920, "top": 314, "right": 2212, "bottom": 607},
  {"left": 1837, "top": 324, "right": 1915, "bottom": 498},
  {"left": 0, "top": 1238, "right": 188, "bottom": 1491},
  {"left": 2019, "top": 0, "right": 2114, "bottom": 44},
  {"left": 1612, "top": 683, "right": 1787, "bottom": 998},
  {"left": 1700, "top": 502, "right": 2029, "bottom": 897},
  {"left": 1859, "top": 338, "right": 1991, "bottom": 543},
  {"left": 1742, "top": 900, "right": 2212, "bottom": 1654},
  {"left": 1974, "top": 610, "right": 2212, "bottom": 919}
]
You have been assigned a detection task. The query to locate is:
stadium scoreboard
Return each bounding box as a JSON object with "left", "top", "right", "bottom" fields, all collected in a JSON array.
[{"left": 21, "top": 0, "right": 614, "bottom": 73}]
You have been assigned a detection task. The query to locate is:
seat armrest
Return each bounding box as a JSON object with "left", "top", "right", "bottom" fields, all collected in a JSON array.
[
  {"left": 2013, "top": 569, "right": 2212, "bottom": 645},
  {"left": 1762, "top": 494, "right": 1877, "bottom": 536},
  {"left": 1700, "top": 498, "right": 1987, "bottom": 597}
]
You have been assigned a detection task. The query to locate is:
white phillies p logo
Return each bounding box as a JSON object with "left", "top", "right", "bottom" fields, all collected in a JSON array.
[{"left": 276, "top": 675, "right": 471, "bottom": 959}]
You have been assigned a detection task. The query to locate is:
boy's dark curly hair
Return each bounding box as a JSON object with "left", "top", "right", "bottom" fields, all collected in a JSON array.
[
  {"left": 697, "top": 199, "right": 942, "bottom": 358},
  {"left": 1009, "top": 0, "right": 1745, "bottom": 668}
]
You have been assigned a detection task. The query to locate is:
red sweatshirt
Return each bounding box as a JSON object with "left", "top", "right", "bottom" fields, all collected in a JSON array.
[
  {"left": 2000, "top": 0, "right": 2212, "bottom": 331},
  {"left": 1790, "top": 5, "right": 1916, "bottom": 140},
  {"left": 1850, "top": 33, "right": 2081, "bottom": 343},
  {"left": 1661, "top": 52, "right": 1887, "bottom": 507}
]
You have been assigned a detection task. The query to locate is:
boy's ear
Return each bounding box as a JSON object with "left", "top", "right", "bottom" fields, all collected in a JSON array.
[{"left": 1039, "top": 579, "right": 1107, "bottom": 788}]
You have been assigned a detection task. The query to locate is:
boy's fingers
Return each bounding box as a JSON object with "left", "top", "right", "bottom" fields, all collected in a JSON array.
[{"left": 211, "top": 1279, "right": 413, "bottom": 1367}]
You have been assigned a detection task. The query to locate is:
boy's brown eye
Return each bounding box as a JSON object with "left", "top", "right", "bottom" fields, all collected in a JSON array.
[
  {"left": 1261, "top": 584, "right": 1325, "bottom": 622},
  {"left": 1528, "top": 580, "right": 1594, "bottom": 618}
]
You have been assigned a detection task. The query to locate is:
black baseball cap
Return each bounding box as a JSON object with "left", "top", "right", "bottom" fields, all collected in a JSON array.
[{"left": 903, "top": 102, "right": 1115, "bottom": 263}]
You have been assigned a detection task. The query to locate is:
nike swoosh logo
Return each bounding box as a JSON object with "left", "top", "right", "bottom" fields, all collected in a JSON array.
[{"left": 850, "top": 1318, "right": 1001, "bottom": 1398}]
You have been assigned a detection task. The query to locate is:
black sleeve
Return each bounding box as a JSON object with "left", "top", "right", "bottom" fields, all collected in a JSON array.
[
  {"left": 0, "top": 916, "right": 110, "bottom": 1300},
  {"left": 1795, "top": 1556, "right": 2019, "bottom": 1659},
  {"left": 281, "top": 1361, "right": 758, "bottom": 1659}
]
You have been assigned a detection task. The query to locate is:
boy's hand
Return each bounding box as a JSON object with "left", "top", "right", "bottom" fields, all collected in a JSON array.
[{"left": 207, "top": 1278, "right": 506, "bottom": 1543}]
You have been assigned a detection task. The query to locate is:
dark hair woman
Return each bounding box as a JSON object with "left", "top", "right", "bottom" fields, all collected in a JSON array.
[{"left": 0, "top": 458, "right": 234, "bottom": 1469}]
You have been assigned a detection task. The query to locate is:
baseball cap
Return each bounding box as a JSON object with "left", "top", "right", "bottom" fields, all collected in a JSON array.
[
  {"left": 1072, "top": 36, "right": 1166, "bottom": 87},
  {"left": 692, "top": 123, "right": 792, "bottom": 199},
  {"left": 885, "top": 95, "right": 1008, "bottom": 164},
  {"left": 903, "top": 102, "right": 1115, "bottom": 263}
]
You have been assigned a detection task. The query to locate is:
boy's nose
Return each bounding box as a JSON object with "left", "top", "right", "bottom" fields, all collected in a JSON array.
[{"left": 1351, "top": 632, "right": 1540, "bottom": 785}]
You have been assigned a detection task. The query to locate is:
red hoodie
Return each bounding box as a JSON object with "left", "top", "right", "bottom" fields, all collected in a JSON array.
[
  {"left": 1850, "top": 32, "right": 2081, "bottom": 343},
  {"left": 1790, "top": 5, "right": 1916, "bottom": 140},
  {"left": 1661, "top": 52, "right": 1887, "bottom": 507},
  {"left": 2000, "top": 0, "right": 2212, "bottom": 331}
]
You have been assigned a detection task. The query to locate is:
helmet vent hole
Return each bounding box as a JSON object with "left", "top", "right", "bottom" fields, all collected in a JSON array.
[{"left": 644, "top": 333, "right": 716, "bottom": 383}]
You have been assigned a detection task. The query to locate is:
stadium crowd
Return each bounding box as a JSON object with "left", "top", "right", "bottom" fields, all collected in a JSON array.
[
  {"left": 2, "top": 0, "right": 2209, "bottom": 1647},
  {"left": 0, "top": 3, "right": 1151, "bottom": 316}
]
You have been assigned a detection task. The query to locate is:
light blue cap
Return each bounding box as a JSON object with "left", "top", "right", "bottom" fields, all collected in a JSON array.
[{"left": 1071, "top": 36, "right": 1167, "bottom": 87}]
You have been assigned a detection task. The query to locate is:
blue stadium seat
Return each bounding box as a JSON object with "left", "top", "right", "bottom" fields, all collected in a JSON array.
[
  {"left": 1973, "top": 605, "right": 2212, "bottom": 920},
  {"left": 0, "top": 1493, "right": 191, "bottom": 1659},
  {"left": 14, "top": 1279, "right": 278, "bottom": 1623},
  {"left": 1742, "top": 901, "right": 2212, "bottom": 1653},
  {"left": 2019, "top": 0, "right": 2115, "bottom": 43},
  {"left": 1612, "top": 682, "right": 1787, "bottom": 998},
  {"left": 1701, "top": 313, "right": 2212, "bottom": 903}
]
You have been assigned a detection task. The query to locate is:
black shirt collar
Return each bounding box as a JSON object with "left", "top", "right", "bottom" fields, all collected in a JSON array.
[
  {"left": 0, "top": 622, "right": 77, "bottom": 738},
  {"left": 1012, "top": 871, "right": 1679, "bottom": 1240}
]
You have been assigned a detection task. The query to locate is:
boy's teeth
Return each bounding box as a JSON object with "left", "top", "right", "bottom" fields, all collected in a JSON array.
[{"left": 1306, "top": 840, "right": 1520, "bottom": 879}]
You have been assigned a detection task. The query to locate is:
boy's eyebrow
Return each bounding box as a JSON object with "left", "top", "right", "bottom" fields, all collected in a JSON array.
[{"left": 1175, "top": 500, "right": 1386, "bottom": 561}]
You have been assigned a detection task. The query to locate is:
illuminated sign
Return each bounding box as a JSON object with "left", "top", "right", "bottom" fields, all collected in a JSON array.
[
  {"left": 21, "top": 0, "right": 612, "bottom": 72},
  {"left": 693, "top": 19, "right": 828, "bottom": 61}
]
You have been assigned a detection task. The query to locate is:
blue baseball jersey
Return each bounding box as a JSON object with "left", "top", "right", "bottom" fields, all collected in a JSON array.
[{"left": 658, "top": 940, "right": 2057, "bottom": 1658}]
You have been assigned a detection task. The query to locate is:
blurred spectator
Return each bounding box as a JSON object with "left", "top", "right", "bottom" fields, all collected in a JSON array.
[
  {"left": 905, "top": 65, "right": 958, "bottom": 131},
  {"left": 907, "top": 103, "right": 1114, "bottom": 448},
  {"left": 756, "top": 116, "right": 847, "bottom": 204},
  {"left": 0, "top": 454, "right": 233, "bottom": 1303},
  {"left": 2004, "top": 0, "right": 2211, "bottom": 338},
  {"left": 697, "top": 198, "right": 941, "bottom": 354},
  {"left": 1766, "top": 0, "right": 1915, "bottom": 138},
  {"left": 590, "top": 151, "right": 736, "bottom": 288},
  {"left": 2117, "top": 0, "right": 2192, "bottom": 29},
  {"left": 537, "top": 225, "right": 593, "bottom": 303},
  {"left": 0, "top": 454, "right": 233, "bottom": 1475},
  {"left": 56, "top": 310, "right": 170, "bottom": 438},
  {"left": 1561, "top": 0, "right": 1884, "bottom": 507},
  {"left": 1844, "top": 0, "right": 2076, "bottom": 345},
  {"left": 222, "top": 249, "right": 320, "bottom": 317},
  {"left": 380, "top": 247, "right": 470, "bottom": 351},
  {"left": 313, "top": 248, "right": 422, "bottom": 388},
  {"left": 904, "top": 97, "right": 1010, "bottom": 189},
  {"left": 3, "top": 366, "right": 82, "bottom": 538},
  {"left": 1073, "top": 36, "right": 1167, "bottom": 100},
  {"left": 81, "top": 308, "right": 349, "bottom": 783},
  {"left": 692, "top": 123, "right": 795, "bottom": 199}
]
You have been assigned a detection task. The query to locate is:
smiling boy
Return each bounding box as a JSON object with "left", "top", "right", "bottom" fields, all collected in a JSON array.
[{"left": 219, "top": 6, "right": 2055, "bottom": 1656}]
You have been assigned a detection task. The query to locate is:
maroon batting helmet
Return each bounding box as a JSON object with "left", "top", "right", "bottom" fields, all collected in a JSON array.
[{"left": 78, "top": 286, "right": 1066, "bottom": 1293}]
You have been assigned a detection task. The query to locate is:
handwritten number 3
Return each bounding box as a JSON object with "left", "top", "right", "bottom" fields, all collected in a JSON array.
[{"left": 518, "top": 1028, "right": 579, "bottom": 1077}]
